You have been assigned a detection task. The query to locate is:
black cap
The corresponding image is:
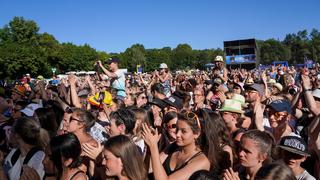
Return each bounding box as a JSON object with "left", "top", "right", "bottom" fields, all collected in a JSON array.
[
  {"left": 163, "top": 95, "right": 183, "bottom": 110},
  {"left": 278, "top": 136, "right": 310, "bottom": 156},
  {"left": 149, "top": 98, "right": 168, "bottom": 109},
  {"left": 107, "top": 57, "right": 120, "bottom": 64}
]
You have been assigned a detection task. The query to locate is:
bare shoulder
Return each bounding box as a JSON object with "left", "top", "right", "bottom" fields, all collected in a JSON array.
[
  {"left": 73, "top": 172, "right": 87, "bottom": 180},
  {"left": 189, "top": 152, "right": 210, "bottom": 167}
]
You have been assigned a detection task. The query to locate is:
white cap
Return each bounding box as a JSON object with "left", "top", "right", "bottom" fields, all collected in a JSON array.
[
  {"left": 159, "top": 63, "right": 168, "bottom": 69},
  {"left": 214, "top": 56, "right": 224, "bottom": 62}
]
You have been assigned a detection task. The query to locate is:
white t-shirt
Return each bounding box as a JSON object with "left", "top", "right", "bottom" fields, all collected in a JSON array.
[
  {"left": 3, "top": 148, "right": 45, "bottom": 180},
  {"left": 112, "top": 69, "right": 126, "bottom": 97},
  {"left": 296, "top": 170, "right": 316, "bottom": 180}
]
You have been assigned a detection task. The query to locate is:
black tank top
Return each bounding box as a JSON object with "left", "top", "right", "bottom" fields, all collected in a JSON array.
[{"left": 163, "top": 151, "right": 203, "bottom": 175}]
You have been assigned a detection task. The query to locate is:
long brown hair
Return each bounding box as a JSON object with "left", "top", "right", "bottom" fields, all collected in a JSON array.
[{"left": 104, "top": 135, "right": 147, "bottom": 180}]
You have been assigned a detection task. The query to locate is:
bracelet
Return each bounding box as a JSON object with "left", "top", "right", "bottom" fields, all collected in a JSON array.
[{"left": 303, "top": 89, "right": 312, "bottom": 92}]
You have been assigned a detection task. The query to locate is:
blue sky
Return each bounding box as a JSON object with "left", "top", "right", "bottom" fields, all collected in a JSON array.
[{"left": 1, "top": 0, "right": 319, "bottom": 53}]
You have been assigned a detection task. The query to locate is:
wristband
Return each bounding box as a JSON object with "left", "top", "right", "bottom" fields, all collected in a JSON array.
[{"left": 303, "top": 89, "right": 312, "bottom": 93}]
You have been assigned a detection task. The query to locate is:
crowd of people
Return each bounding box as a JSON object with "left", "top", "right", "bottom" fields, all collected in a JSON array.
[{"left": 0, "top": 55, "right": 319, "bottom": 180}]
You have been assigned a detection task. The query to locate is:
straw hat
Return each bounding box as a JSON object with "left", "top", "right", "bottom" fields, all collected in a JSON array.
[{"left": 219, "top": 99, "right": 244, "bottom": 114}]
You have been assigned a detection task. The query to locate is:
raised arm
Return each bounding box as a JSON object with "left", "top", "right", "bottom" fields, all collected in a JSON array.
[
  {"left": 68, "top": 74, "right": 82, "bottom": 108},
  {"left": 308, "top": 115, "right": 320, "bottom": 158},
  {"left": 97, "top": 61, "right": 118, "bottom": 78},
  {"left": 302, "top": 75, "right": 320, "bottom": 116}
]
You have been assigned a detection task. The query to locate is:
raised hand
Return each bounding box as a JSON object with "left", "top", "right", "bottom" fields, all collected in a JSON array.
[
  {"left": 82, "top": 142, "right": 103, "bottom": 160},
  {"left": 222, "top": 168, "right": 240, "bottom": 180},
  {"left": 141, "top": 123, "right": 160, "bottom": 149},
  {"left": 301, "top": 75, "right": 312, "bottom": 90}
]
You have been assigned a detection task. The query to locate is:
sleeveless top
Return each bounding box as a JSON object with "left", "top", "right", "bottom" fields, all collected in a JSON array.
[{"left": 163, "top": 151, "right": 203, "bottom": 175}]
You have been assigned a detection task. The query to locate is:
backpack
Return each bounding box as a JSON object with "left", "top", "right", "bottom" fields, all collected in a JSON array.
[{"left": 10, "top": 147, "right": 42, "bottom": 168}]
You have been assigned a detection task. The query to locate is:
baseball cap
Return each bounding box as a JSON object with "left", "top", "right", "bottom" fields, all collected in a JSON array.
[
  {"left": 267, "top": 99, "right": 292, "bottom": 114},
  {"left": 278, "top": 136, "right": 310, "bottom": 156},
  {"left": 149, "top": 98, "right": 168, "bottom": 109},
  {"left": 163, "top": 95, "right": 183, "bottom": 110},
  {"left": 107, "top": 57, "right": 120, "bottom": 64},
  {"left": 245, "top": 83, "right": 265, "bottom": 96}
]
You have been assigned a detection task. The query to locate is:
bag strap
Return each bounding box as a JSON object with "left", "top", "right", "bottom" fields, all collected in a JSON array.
[
  {"left": 10, "top": 149, "right": 21, "bottom": 167},
  {"left": 23, "top": 147, "right": 42, "bottom": 165}
]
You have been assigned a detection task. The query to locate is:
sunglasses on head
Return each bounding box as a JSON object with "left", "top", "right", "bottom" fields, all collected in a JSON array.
[
  {"left": 65, "top": 107, "right": 75, "bottom": 114},
  {"left": 184, "top": 111, "right": 201, "bottom": 129}
]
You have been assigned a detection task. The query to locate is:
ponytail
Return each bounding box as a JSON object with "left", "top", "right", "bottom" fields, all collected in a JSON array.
[{"left": 39, "top": 128, "right": 50, "bottom": 148}]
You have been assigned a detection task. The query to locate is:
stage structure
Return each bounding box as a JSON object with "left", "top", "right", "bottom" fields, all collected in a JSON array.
[{"left": 224, "top": 38, "right": 259, "bottom": 70}]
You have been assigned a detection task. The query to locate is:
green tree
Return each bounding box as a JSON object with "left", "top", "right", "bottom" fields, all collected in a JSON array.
[
  {"left": 258, "top": 39, "right": 291, "bottom": 64},
  {"left": 310, "top": 28, "right": 320, "bottom": 62},
  {"left": 145, "top": 47, "right": 171, "bottom": 71},
  {"left": 283, "top": 30, "right": 311, "bottom": 64},
  {"left": 7, "top": 17, "right": 39, "bottom": 44},
  {"left": 172, "top": 44, "right": 194, "bottom": 70},
  {"left": 121, "top": 44, "right": 146, "bottom": 72},
  {"left": 55, "top": 43, "right": 98, "bottom": 72}
]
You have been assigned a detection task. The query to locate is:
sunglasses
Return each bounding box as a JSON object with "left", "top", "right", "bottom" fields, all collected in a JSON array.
[
  {"left": 184, "top": 111, "right": 201, "bottom": 129},
  {"left": 97, "top": 119, "right": 110, "bottom": 127},
  {"left": 267, "top": 109, "right": 288, "bottom": 118},
  {"left": 70, "top": 116, "right": 82, "bottom": 123},
  {"left": 166, "top": 123, "right": 177, "bottom": 129},
  {"left": 65, "top": 107, "right": 74, "bottom": 114}
]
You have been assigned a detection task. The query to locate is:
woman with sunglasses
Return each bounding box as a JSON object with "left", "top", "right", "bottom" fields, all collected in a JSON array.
[
  {"left": 64, "top": 108, "right": 98, "bottom": 177},
  {"left": 142, "top": 111, "right": 210, "bottom": 180},
  {"left": 163, "top": 112, "right": 178, "bottom": 145},
  {"left": 266, "top": 100, "right": 294, "bottom": 143},
  {"left": 135, "top": 91, "right": 148, "bottom": 108}
]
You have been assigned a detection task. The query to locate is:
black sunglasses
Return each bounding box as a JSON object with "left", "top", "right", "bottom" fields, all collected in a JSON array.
[{"left": 97, "top": 119, "right": 110, "bottom": 127}]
